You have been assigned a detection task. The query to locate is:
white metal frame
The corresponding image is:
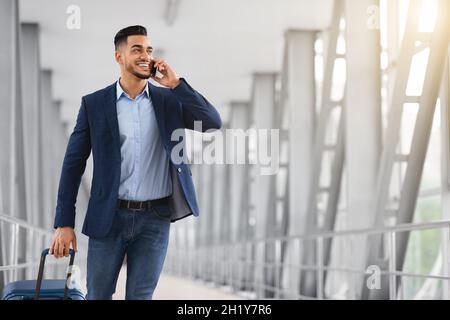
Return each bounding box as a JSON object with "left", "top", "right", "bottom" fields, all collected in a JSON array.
[{"left": 165, "top": 219, "right": 450, "bottom": 300}]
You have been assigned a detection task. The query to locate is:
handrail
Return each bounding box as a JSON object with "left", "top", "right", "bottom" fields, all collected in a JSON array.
[
  {"left": 166, "top": 219, "right": 450, "bottom": 299},
  {"left": 0, "top": 261, "right": 60, "bottom": 272},
  {"left": 0, "top": 212, "right": 86, "bottom": 279},
  {"left": 197, "top": 219, "right": 450, "bottom": 247},
  {"left": 0, "top": 212, "right": 53, "bottom": 236}
]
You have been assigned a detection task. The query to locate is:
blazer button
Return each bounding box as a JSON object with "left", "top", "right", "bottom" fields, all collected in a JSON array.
[{"left": 177, "top": 167, "right": 182, "bottom": 173}]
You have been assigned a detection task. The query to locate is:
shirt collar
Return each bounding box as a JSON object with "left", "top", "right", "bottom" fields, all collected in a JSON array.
[{"left": 116, "top": 79, "right": 149, "bottom": 101}]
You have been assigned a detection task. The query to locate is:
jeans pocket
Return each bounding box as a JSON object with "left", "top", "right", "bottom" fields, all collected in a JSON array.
[{"left": 152, "top": 205, "right": 172, "bottom": 221}]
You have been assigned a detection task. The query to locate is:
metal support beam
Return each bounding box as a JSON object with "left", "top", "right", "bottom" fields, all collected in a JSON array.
[
  {"left": 39, "top": 70, "right": 54, "bottom": 230},
  {"left": 20, "top": 23, "right": 42, "bottom": 227},
  {"left": 298, "top": 0, "right": 346, "bottom": 298},
  {"left": 250, "top": 73, "right": 277, "bottom": 298},
  {"left": 165, "top": 0, "right": 181, "bottom": 26},
  {"left": 20, "top": 23, "right": 43, "bottom": 279},
  {"left": 189, "top": 163, "right": 202, "bottom": 279},
  {"left": 0, "top": 0, "right": 32, "bottom": 286},
  {"left": 198, "top": 161, "right": 214, "bottom": 281},
  {"left": 278, "top": 30, "right": 316, "bottom": 298},
  {"left": 0, "top": 0, "right": 25, "bottom": 287},
  {"left": 228, "top": 102, "right": 251, "bottom": 244},
  {"left": 211, "top": 123, "right": 230, "bottom": 285},
  {"left": 440, "top": 46, "right": 450, "bottom": 299},
  {"left": 228, "top": 101, "right": 251, "bottom": 291},
  {"left": 344, "top": 0, "right": 382, "bottom": 299},
  {"left": 363, "top": 0, "right": 450, "bottom": 299},
  {"left": 394, "top": 0, "right": 450, "bottom": 288}
]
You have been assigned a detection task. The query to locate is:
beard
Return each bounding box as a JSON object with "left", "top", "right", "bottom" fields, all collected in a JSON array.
[{"left": 126, "top": 63, "right": 151, "bottom": 80}]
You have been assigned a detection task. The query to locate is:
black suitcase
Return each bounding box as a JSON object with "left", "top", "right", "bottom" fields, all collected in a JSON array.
[{"left": 2, "top": 248, "right": 85, "bottom": 300}]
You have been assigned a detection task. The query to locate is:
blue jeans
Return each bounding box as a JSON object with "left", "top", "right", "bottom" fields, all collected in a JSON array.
[{"left": 86, "top": 205, "right": 171, "bottom": 300}]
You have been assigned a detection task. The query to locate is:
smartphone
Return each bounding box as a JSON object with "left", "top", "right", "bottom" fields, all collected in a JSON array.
[{"left": 150, "top": 60, "right": 157, "bottom": 77}]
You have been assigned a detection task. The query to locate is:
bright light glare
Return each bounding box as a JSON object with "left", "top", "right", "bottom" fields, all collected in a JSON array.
[{"left": 418, "top": 0, "right": 438, "bottom": 32}]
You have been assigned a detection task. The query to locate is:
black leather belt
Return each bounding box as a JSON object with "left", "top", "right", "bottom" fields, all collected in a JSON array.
[{"left": 117, "top": 196, "right": 170, "bottom": 211}]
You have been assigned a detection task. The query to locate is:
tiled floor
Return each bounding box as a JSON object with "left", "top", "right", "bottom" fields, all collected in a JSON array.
[{"left": 112, "top": 266, "right": 243, "bottom": 300}]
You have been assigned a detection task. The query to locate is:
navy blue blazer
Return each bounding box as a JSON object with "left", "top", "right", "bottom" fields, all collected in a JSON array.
[{"left": 54, "top": 78, "right": 222, "bottom": 238}]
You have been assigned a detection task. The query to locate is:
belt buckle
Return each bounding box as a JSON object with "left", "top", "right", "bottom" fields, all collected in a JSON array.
[
  {"left": 130, "top": 201, "right": 139, "bottom": 211},
  {"left": 127, "top": 200, "right": 137, "bottom": 211},
  {"left": 130, "top": 200, "right": 144, "bottom": 211},
  {"left": 121, "top": 199, "right": 147, "bottom": 211}
]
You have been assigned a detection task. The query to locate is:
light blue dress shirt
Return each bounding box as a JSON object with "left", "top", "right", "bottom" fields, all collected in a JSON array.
[{"left": 116, "top": 80, "right": 172, "bottom": 201}]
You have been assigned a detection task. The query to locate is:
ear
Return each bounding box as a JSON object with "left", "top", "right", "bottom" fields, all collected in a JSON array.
[{"left": 114, "top": 51, "right": 122, "bottom": 64}]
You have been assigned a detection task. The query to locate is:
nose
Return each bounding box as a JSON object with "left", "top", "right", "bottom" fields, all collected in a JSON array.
[{"left": 140, "top": 51, "right": 151, "bottom": 61}]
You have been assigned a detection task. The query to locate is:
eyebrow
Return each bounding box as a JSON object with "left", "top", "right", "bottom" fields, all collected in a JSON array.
[{"left": 130, "top": 44, "right": 153, "bottom": 50}]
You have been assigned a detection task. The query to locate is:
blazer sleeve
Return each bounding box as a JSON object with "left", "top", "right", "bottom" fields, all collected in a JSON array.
[
  {"left": 171, "top": 77, "right": 222, "bottom": 132},
  {"left": 54, "top": 97, "right": 92, "bottom": 229}
]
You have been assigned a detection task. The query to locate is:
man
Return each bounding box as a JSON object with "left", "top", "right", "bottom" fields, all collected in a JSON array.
[{"left": 49, "top": 25, "right": 222, "bottom": 300}]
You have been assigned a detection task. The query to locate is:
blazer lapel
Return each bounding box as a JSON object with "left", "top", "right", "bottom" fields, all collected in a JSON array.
[
  {"left": 148, "top": 81, "right": 167, "bottom": 142},
  {"left": 104, "top": 83, "right": 121, "bottom": 158}
]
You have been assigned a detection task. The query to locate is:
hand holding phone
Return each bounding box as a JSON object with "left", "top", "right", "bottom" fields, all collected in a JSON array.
[
  {"left": 150, "top": 60, "right": 157, "bottom": 78},
  {"left": 150, "top": 58, "right": 180, "bottom": 89}
]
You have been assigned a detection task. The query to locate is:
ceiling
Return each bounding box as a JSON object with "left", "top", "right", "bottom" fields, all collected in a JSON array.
[{"left": 20, "top": 0, "right": 333, "bottom": 126}]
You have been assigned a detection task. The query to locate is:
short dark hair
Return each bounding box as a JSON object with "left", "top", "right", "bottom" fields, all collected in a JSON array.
[{"left": 114, "top": 25, "right": 147, "bottom": 50}]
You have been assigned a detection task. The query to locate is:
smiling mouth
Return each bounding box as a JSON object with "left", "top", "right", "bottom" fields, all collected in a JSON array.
[{"left": 137, "top": 62, "right": 150, "bottom": 70}]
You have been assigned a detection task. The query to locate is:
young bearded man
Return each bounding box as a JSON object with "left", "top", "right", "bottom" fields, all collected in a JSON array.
[{"left": 49, "top": 25, "right": 222, "bottom": 300}]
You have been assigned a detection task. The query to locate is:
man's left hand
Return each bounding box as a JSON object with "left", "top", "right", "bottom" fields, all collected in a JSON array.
[{"left": 151, "top": 58, "right": 180, "bottom": 89}]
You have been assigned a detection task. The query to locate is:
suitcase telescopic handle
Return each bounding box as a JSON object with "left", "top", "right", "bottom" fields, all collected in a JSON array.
[{"left": 34, "top": 248, "right": 76, "bottom": 300}]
